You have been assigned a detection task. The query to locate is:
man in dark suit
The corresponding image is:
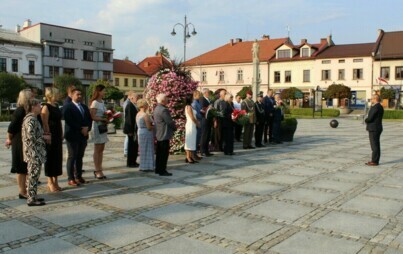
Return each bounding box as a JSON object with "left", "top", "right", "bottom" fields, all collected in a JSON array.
[
  {"left": 272, "top": 94, "right": 284, "bottom": 144},
  {"left": 63, "top": 89, "right": 92, "bottom": 186},
  {"left": 123, "top": 91, "right": 139, "bottom": 168},
  {"left": 365, "top": 94, "right": 384, "bottom": 166},
  {"left": 263, "top": 89, "right": 275, "bottom": 143},
  {"left": 199, "top": 88, "right": 214, "bottom": 157},
  {"left": 255, "top": 93, "right": 266, "bottom": 147}
]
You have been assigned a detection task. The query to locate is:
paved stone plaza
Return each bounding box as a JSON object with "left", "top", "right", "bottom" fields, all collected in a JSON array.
[{"left": 0, "top": 119, "right": 403, "bottom": 253}]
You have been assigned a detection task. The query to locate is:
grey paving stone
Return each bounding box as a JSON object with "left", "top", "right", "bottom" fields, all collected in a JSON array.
[
  {"left": 136, "top": 236, "right": 234, "bottom": 254},
  {"left": 185, "top": 175, "right": 235, "bottom": 187},
  {"left": 229, "top": 182, "right": 285, "bottom": 195},
  {"left": 2, "top": 193, "right": 71, "bottom": 212},
  {"left": 341, "top": 195, "right": 403, "bottom": 217},
  {"left": 246, "top": 199, "right": 315, "bottom": 222},
  {"left": 212, "top": 158, "right": 245, "bottom": 166},
  {"left": 36, "top": 204, "right": 111, "bottom": 227},
  {"left": 199, "top": 215, "right": 282, "bottom": 244},
  {"left": 141, "top": 204, "right": 216, "bottom": 225},
  {"left": 312, "top": 211, "right": 388, "bottom": 238},
  {"left": 4, "top": 238, "right": 92, "bottom": 254},
  {"left": 0, "top": 220, "right": 44, "bottom": 245},
  {"left": 167, "top": 169, "right": 198, "bottom": 179},
  {"left": 364, "top": 186, "right": 403, "bottom": 200},
  {"left": 79, "top": 219, "right": 164, "bottom": 248},
  {"left": 283, "top": 166, "right": 326, "bottom": 176},
  {"left": 379, "top": 176, "right": 403, "bottom": 188},
  {"left": 279, "top": 188, "right": 339, "bottom": 204},
  {"left": 192, "top": 191, "right": 253, "bottom": 208},
  {"left": 327, "top": 172, "right": 373, "bottom": 182},
  {"left": 270, "top": 231, "right": 364, "bottom": 254},
  {"left": 303, "top": 179, "right": 358, "bottom": 192},
  {"left": 112, "top": 176, "right": 163, "bottom": 188},
  {"left": 219, "top": 168, "right": 260, "bottom": 178},
  {"left": 97, "top": 193, "right": 163, "bottom": 210},
  {"left": 179, "top": 163, "right": 223, "bottom": 172},
  {"left": 62, "top": 183, "right": 121, "bottom": 199},
  {"left": 343, "top": 165, "right": 384, "bottom": 175},
  {"left": 0, "top": 178, "right": 10, "bottom": 185},
  {"left": 146, "top": 182, "right": 204, "bottom": 197},
  {"left": 0, "top": 186, "right": 19, "bottom": 199},
  {"left": 258, "top": 174, "right": 308, "bottom": 185}
]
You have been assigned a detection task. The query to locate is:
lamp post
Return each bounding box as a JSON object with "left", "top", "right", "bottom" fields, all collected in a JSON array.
[{"left": 171, "top": 15, "right": 197, "bottom": 64}]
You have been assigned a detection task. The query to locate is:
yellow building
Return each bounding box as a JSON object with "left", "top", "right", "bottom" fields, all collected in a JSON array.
[{"left": 113, "top": 59, "right": 149, "bottom": 97}]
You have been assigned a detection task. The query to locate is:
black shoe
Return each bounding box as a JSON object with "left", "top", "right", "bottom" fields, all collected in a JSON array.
[
  {"left": 248, "top": 146, "right": 255, "bottom": 149},
  {"left": 27, "top": 200, "right": 46, "bottom": 206},
  {"left": 201, "top": 153, "right": 213, "bottom": 157},
  {"left": 127, "top": 163, "right": 139, "bottom": 168},
  {"left": 229, "top": 152, "right": 236, "bottom": 155},
  {"left": 256, "top": 144, "right": 265, "bottom": 148},
  {"left": 159, "top": 171, "right": 172, "bottom": 176},
  {"left": 185, "top": 158, "right": 195, "bottom": 164},
  {"left": 19, "top": 194, "right": 45, "bottom": 202},
  {"left": 275, "top": 141, "right": 283, "bottom": 144},
  {"left": 243, "top": 146, "right": 249, "bottom": 149}
]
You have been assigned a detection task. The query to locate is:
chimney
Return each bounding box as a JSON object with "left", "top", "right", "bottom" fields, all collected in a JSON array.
[
  {"left": 15, "top": 24, "right": 20, "bottom": 33},
  {"left": 377, "top": 29, "right": 384, "bottom": 36},
  {"left": 327, "top": 35, "right": 334, "bottom": 46},
  {"left": 235, "top": 38, "right": 242, "bottom": 43},
  {"left": 300, "top": 39, "right": 307, "bottom": 44},
  {"left": 22, "top": 19, "right": 32, "bottom": 29},
  {"left": 262, "top": 34, "right": 270, "bottom": 40},
  {"left": 320, "top": 38, "right": 327, "bottom": 45},
  {"left": 229, "top": 39, "right": 234, "bottom": 46}
]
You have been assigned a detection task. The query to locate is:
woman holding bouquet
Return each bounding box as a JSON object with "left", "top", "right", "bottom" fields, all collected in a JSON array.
[
  {"left": 90, "top": 85, "right": 109, "bottom": 179},
  {"left": 185, "top": 94, "right": 200, "bottom": 163},
  {"left": 222, "top": 93, "right": 235, "bottom": 155}
]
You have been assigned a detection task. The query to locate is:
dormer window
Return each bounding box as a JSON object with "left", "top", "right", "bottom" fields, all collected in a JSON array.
[
  {"left": 277, "top": 49, "right": 291, "bottom": 58},
  {"left": 301, "top": 48, "right": 310, "bottom": 57}
]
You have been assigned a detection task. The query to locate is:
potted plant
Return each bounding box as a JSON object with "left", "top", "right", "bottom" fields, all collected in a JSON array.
[{"left": 280, "top": 117, "right": 298, "bottom": 142}]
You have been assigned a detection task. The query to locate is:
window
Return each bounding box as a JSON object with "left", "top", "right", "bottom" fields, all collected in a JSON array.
[
  {"left": 132, "top": 79, "right": 137, "bottom": 87},
  {"left": 64, "top": 48, "right": 75, "bottom": 59},
  {"left": 285, "top": 71, "right": 291, "bottom": 82},
  {"left": 322, "top": 60, "right": 331, "bottom": 64},
  {"left": 63, "top": 68, "right": 74, "bottom": 75},
  {"left": 0, "top": 58, "right": 6, "bottom": 72},
  {"left": 29, "top": 61, "right": 35, "bottom": 75},
  {"left": 49, "top": 66, "right": 59, "bottom": 77},
  {"left": 321, "top": 70, "right": 331, "bottom": 80},
  {"left": 103, "top": 71, "right": 111, "bottom": 80},
  {"left": 115, "top": 78, "right": 120, "bottom": 86},
  {"left": 396, "top": 66, "right": 403, "bottom": 80},
  {"left": 12, "top": 59, "right": 18, "bottom": 72},
  {"left": 237, "top": 69, "right": 243, "bottom": 81},
  {"left": 219, "top": 71, "right": 224, "bottom": 82},
  {"left": 103, "top": 52, "right": 111, "bottom": 62},
  {"left": 380, "top": 67, "right": 390, "bottom": 79},
  {"left": 277, "top": 49, "right": 290, "bottom": 58},
  {"left": 83, "top": 69, "right": 94, "bottom": 80},
  {"left": 140, "top": 79, "right": 144, "bottom": 87},
  {"left": 65, "top": 38, "right": 74, "bottom": 43},
  {"left": 303, "top": 70, "right": 310, "bottom": 82},
  {"left": 83, "top": 51, "right": 94, "bottom": 61},
  {"left": 274, "top": 71, "right": 280, "bottom": 83},
  {"left": 124, "top": 78, "right": 128, "bottom": 87},
  {"left": 339, "top": 59, "right": 345, "bottom": 63},
  {"left": 301, "top": 48, "right": 310, "bottom": 57},
  {"left": 353, "top": 68, "right": 363, "bottom": 80},
  {"left": 338, "top": 69, "right": 345, "bottom": 80},
  {"left": 49, "top": 46, "right": 59, "bottom": 57},
  {"left": 84, "top": 41, "right": 93, "bottom": 46},
  {"left": 353, "top": 59, "right": 363, "bottom": 63},
  {"left": 201, "top": 71, "right": 207, "bottom": 82}
]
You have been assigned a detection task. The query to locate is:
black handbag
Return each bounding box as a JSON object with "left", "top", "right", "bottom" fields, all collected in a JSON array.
[{"left": 98, "top": 123, "right": 108, "bottom": 134}]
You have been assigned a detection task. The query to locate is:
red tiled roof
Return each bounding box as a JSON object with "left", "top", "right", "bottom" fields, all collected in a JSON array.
[
  {"left": 316, "top": 43, "right": 375, "bottom": 59},
  {"left": 270, "top": 39, "right": 329, "bottom": 62},
  {"left": 138, "top": 54, "right": 172, "bottom": 76},
  {"left": 185, "top": 38, "right": 288, "bottom": 66},
  {"left": 113, "top": 59, "right": 148, "bottom": 76},
  {"left": 373, "top": 30, "right": 403, "bottom": 60}
]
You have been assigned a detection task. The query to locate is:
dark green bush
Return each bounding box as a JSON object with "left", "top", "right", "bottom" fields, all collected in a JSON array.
[
  {"left": 383, "top": 110, "right": 403, "bottom": 119},
  {"left": 0, "top": 114, "right": 12, "bottom": 122},
  {"left": 289, "top": 108, "right": 340, "bottom": 117}
]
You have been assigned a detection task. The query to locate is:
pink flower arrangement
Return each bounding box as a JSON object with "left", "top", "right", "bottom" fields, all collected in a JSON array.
[
  {"left": 144, "top": 68, "right": 199, "bottom": 153},
  {"left": 103, "top": 109, "right": 122, "bottom": 125}
]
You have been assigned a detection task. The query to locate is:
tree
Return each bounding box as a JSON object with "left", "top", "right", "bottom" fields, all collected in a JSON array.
[
  {"left": 280, "top": 87, "right": 303, "bottom": 100},
  {"left": 53, "top": 74, "right": 82, "bottom": 100},
  {"left": 156, "top": 46, "right": 170, "bottom": 59},
  {"left": 0, "top": 73, "right": 26, "bottom": 102},
  {"left": 236, "top": 86, "right": 252, "bottom": 99},
  {"left": 323, "top": 84, "right": 351, "bottom": 99},
  {"left": 380, "top": 87, "right": 396, "bottom": 100},
  {"left": 88, "top": 80, "right": 124, "bottom": 103}
]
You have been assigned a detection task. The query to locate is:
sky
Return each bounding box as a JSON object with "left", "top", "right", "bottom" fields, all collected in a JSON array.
[{"left": 1, "top": 0, "right": 402, "bottom": 63}]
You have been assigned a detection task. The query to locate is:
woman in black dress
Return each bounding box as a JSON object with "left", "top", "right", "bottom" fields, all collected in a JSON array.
[
  {"left": 41, "top": 87, "right": 63, "bottom": 192},
  {"left": 5, "top": 89, "right": 32, "bottom": 198}
]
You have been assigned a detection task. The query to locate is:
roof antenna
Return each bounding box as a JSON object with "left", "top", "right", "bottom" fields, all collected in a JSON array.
[{"left": 286, "top": 25, "right": 291, "bottom": 43}]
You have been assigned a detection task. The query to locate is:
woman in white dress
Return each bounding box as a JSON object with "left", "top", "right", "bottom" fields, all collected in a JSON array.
[{"left": 184, "top": 94, "right": 200, "bottom": 164}]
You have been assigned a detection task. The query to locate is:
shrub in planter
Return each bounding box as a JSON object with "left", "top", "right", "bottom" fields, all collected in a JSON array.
[{"left": 280, "top": 117, "right": 298, "bottom": 142}]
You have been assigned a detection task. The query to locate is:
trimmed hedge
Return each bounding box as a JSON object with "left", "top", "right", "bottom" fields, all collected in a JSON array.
[
  {"left": 289, "top": 108, "right": 340, "bottom": 117},
  {"left": 383, "top": 110, "right": 403, "bottom": 119}
]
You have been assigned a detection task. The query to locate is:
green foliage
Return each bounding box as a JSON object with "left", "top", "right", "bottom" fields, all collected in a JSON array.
[
  {"left": 323, "top": 84, "right": 351, "bottom": 99},
  {"left": 0, "top": 113, "right": 12, "bottom": 122},
  {"left": 156, "top": 46, "right": 170, "bottom": 59},
  {"left": 236, "top": 86, "right": 252, "bottom": 99},
  {"left": 280, "top": 87, "right": 303, "bottom": 100},
  {"left": 0, "top": 73, "right": 26, "bottom": 102},
  {"left": 53, "top": 74, "right": 82, "bottom": 100},
  {"left": 281, "top": 117, "right": 298, "bottom": 126},
  {"left": 383, "top": 110, "right": 403, "bottom": 119},
  {"left": 380, "top": 87, "right": 396, "bottom": 100},
  {"left": 113, "top": 116, "right": 123, "bottom": 129},
  {"left": 289, "top": 108, "right": 340, "bottom": 117},
  {"left": 88, "top": 80, "right": 124, "bottom": 102}
]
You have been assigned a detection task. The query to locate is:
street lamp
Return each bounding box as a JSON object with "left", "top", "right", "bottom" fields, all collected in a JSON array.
[{"left": 171, "top": 15, "right": 197, "bottom": 64}]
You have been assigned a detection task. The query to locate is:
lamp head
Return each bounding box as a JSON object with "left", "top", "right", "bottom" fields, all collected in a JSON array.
[
  {"left": 191, "top": 28, "right": 197, "bottom": 36},
  {"left": 171, "top": 29, "right": 176, "bottom": 36},
  {"left": 186, "top": 32, "right": 191, "bottom": 38}
]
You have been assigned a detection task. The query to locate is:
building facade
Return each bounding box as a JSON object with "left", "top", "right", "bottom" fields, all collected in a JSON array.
[
  {"left": 18, "top": 20, "right": 113, "bottom": 88},
  {"left": 113, "top": 59, "right": 148, "bottom": 96},
  {"left": 0, "top": 27, "right": 43, "bottom": 89}
]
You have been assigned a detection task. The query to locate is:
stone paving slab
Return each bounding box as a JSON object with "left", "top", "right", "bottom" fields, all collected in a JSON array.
[
  {"left": 4, "top": 238, "right": 92, "bottom": 254},
  {"left": 146, "top": 183, "right": 205, "bottom": 197},
  {"left": 279, "top": 188, "right": 339, "bottom": 205},
  {"left": 96, "top": 193, "right": 163, "bottom": 210},
  {"left": 341, "top": 195, "right": 403, "bottom": 217},
  {"left": 229, "top": 182, "right": 285, "bottom": 195},
  {"left": 0, "top": 220, "right": 44, "bottom": 245},
  {"left": 192, "top": 191, "right": 254, "bottom": 208}
]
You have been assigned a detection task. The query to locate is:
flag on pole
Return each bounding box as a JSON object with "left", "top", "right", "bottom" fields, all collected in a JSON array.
[{"left": 377, "top": 77, "right": 388, "bottom": 84}]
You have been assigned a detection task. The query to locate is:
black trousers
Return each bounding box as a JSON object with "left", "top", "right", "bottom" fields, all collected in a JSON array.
[
  {"left": 272, "top": 120, "right": 281, "bottom": 142},
  {"left": 155, "top": 140, "right": 170, "bottom": 173},
  {"left": 200, "top": 118, "right": 212, "bottom": 154},
  {"left": 66, "top": 139, "right": 87, "bottom": 180},
  {"left": 234, "top": 124, "right": 242, "bottom": 141},
  {"left": 223, "top": 126, "right": 234, "bottom": 154},
  {"left": 127, "top": 135, "right": 138, "bottom": 166},
  {"left": 255, "top": 122, "right": 264, "bottom": 146},
  {"left": 369, "top": 130, "right": 382, "bottom": 164},
  {"left": 264, "top": 115, "right": 274, "bottom": 142},
  {"left": 214, "top": 120, "right": 223, "bottom": 151}
]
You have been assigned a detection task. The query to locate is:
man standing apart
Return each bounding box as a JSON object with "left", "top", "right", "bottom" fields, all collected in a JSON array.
[
  {"left": 255, "top": 93, "right": 265, "bottom": 147},
  {"left": 122, "top": 95, "right": 131, "bottom": 157},
  {"left": 123, "top": 91, "right": 139, "bottom": 168},
  {"left": 241, "top": 90, "right": 255, "bottom": 149},
  {"left": 272, "top": 94, "right": 284, "bottom": 144},
  {"left": 365, "top": 94, "right": 384, "bottom": 166},
  {"left": 154, "top": 94, "right": 176, "bottom": 176},
  {"left": 263, "top": 89, "right": 275, "bottom": 144},
  {"left": 63, "top": 89, "right": 92, "bottom": 186}
]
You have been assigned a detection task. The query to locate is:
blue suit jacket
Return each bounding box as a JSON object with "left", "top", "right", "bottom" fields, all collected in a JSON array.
[{"left": 63, "top": 102, "right": 92, "bottom": 142}]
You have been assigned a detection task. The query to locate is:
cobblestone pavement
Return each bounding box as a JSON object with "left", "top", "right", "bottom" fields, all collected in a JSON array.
[{"left": 0, "top": 119, "right": 403, "bottom": 253}]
